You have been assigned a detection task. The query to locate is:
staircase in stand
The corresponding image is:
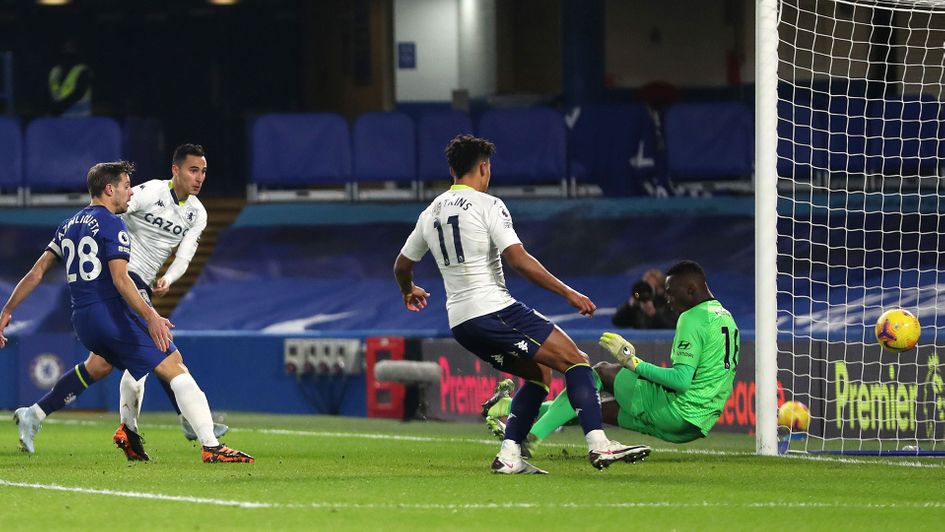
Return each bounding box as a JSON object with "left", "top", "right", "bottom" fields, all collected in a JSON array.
[{"left": 152, "top": 197, "right": 246, "bottom": 318}]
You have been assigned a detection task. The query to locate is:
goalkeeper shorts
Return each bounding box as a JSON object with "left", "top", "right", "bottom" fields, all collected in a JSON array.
[{"left": 613, "top": 368, "right": 703, "bottom": 444}]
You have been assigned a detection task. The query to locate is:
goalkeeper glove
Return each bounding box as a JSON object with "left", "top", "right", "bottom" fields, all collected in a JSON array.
[{"left": 599, "top": 332, "right": 644, "bottom": 371}]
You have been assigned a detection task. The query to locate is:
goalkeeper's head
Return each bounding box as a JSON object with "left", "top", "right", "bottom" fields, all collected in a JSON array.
[{"left": 664, "top": 260, "right": 713, "bottom": 314}]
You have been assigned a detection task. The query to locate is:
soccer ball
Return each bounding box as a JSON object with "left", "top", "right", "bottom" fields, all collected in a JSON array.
[
  {"left": 875, "top": 308, "right": 921, "bottom": 352},
  {"left": 777, "top": 401, "right": 810, "bottom": 431}
]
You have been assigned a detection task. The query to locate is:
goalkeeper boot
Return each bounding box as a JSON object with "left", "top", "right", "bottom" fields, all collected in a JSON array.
[
  {"left": 202, "top": 444, "right": 255, "bottom": 463},
  {"left": 114, "top": 423, "right": 151, "bottom": 462},
  {"left": 13, "top": 406, "right": 41, "bottom": 454},
  {"left": 480, "top": 379, "right": 515, "bottom": 418},
  {"left": 181, "top": 415, "right": 229, "bottom": 441},
  {"left": 588, "top": 441, "right": 651, "bottom": 470},
  {"left": 490, "top": 455, "right": 547, "bottom": 475}
]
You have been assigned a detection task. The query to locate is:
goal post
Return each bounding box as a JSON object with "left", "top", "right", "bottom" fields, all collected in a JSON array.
[{"left": 756, "top": 0, "right": 945, "bottom": 456}]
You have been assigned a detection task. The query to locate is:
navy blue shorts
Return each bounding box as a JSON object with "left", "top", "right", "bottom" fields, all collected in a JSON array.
[
  {"left": 72, "top": 298, "right": 177, "bottom": 380},
  {"left": 451, "top": 302, "right": 555, "bottom": 372}
]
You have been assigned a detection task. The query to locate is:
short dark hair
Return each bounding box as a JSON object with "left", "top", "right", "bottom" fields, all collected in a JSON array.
[
  {"left": 172, "top": 143, "right": 205, "bottom": 166},
  {"left": 666, "top": 260, "right": 706, "bottom": 280},
  {"left": 87, "top": 160, "right": 135, "bottom": 197},
  {"left": 445, "top": 134, "right": 495, "bottom": 178}
]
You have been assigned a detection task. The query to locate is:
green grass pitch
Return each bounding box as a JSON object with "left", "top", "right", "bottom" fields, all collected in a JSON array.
[{"left": 1, "top": 411, "right": 943, "bottom": 531}]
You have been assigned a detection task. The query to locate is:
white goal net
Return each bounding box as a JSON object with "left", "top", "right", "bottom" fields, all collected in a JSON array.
[{"left": 758, "top": 0, "right": 945, "bottom": 455}]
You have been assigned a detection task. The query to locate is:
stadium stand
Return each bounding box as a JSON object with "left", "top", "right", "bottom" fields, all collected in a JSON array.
[
  {"left": 247, "top": 112, "right": 352, "bottom": 201},
  {"left": 568, "top": 103, "right": 659, "bottom": 196},
  {"left": 476, "top": 107, "right": 568, "bottom": 196},
  {"left": 0, "top": 116, "right": 22, "bottom": 205},
  {"left": 664, "top": 102, "right": 753, "bottom": 185},
  {"left": 24, "top": 117, "right": 121, "bottom": 205},
  {"left": 170, "top": 199, "right": 756, "bottom": 334},
  {"left": 417, "top": 109, "right": 474, "bottom": 183},
  {"left": 352, "top": 111, "right": 417, "bottom": 200}
]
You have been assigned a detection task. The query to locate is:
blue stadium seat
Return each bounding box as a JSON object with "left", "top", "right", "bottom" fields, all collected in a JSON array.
[
  {"left": 250, "top": 113, "right": 351, "bottom": 187},
  {"left": 122, "top": 117, "right": 165, "bottom": 180},
  {"left": 477, "top": 107, "right": 566, "bottom": 186},
  {"left": 866, "top": 96, "right": 943, "bottom": 177},
  {"left": 569, "top": 103, "right": 658, "bottom": 196},
  {"left": 0, "top": 117, "right": 22, "bottom": 196},
  {"left": 665, "top": 102, "right": 753, "bottom": 181},
  {"left": 777, "top": 93, "right": 828, "bottom": 180},
  {"left": 417, "top": 110, "right": 473, "bottom": 180},
  {"left": 352, "top": 112, "right": 416, "bottom": 183},
  {"left": 25, "top": 117, "right": 121, "bottom": 192}
]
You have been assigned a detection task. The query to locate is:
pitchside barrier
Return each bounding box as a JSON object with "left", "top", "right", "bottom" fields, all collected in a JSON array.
[{"left": 3, "top": 329, "right": 938, "bottom": 440}]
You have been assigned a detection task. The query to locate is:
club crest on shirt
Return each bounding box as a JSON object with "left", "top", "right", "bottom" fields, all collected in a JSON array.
[{"left": 186, "top": 210, "right": 196, "bottom": 223}]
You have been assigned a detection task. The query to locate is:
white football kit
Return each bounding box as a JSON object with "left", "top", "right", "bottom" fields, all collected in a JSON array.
[
  {"left": 400, "top": 185, "right": 522, "bottom": 327},
  {"left": 122, "top": 179, "right": 208, "bottom": 287}
]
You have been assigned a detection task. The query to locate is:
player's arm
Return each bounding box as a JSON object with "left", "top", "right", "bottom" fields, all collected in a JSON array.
[
  {"left": 502, "top": 244, "right": 596, "bottom": 316},
  {"left": 393, "top": 253, "right": 430, "bottom": 312},
  {"left": 155, "top": 209, "right": 207, "bottom": 296},
  {"left": 599, "top": 331, "right": 696, "bottom": 392},
  {"left": 0, "top": 251, "right": 59, "bottom": 348},
  {"left": 108, "top": 258, "right": 174, "bottom": 352}
]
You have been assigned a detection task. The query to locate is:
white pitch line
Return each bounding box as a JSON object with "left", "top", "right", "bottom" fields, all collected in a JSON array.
[
  {"left": 41, "top": 418, "right": 945, "bottom": 469},
  {"left": 2, "top": 479, "right": 945, "bottom": 511}
]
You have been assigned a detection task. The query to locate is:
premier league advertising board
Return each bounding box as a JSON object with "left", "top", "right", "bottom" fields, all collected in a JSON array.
[{"left": 417, "top": 337, "right": 944, "bottom": 438}]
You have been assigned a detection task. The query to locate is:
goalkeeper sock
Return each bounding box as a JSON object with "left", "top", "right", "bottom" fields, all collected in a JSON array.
[
  {"left": 563, "top": 364, "right": 603, "bottom": 435},
  {"left": 119, "top": 370, "right": 146, "bottom": 432},
  {"left": 169, "top": 373, "right": 219, "bottom": 447},
  {"left": 36, "top": 363, "right": 96, "bottom": 417},
  {"left": 530, "top": 370, "right": 602, "bottom": 441},
  {"left": 502, "top": 380, "right": 548, "bottom": 443}
]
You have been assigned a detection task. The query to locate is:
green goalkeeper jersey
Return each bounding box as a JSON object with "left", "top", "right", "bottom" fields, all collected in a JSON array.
[{"left": 670, "top": 299, "right": 739, "bottom": 435}]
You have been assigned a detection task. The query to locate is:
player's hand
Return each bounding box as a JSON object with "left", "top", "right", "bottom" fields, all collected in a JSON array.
[
  {"left": 403, "top": 285, "right": 430, "bottom": 312},
  {"left": 147, "top": 314, "right": 175, "bottom": 352},
  {"left": 153, "top": 277, "right": 170, "bottom": 297},
  {"left": 565, "top": 289, "right": 596, "bottom": 316},
  {"left": 0, "top": 309, "right": 11, "bottom": 349},
  {"left": 599, "top": 332, "right": 643, "bottom": 371}
]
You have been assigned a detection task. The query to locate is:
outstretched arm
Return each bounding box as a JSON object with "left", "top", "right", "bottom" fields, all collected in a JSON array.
[
  {"left": 0, "top": 251, "right": 59, "bottom": 348},
  {"left": 502, "top": 243, "right": 596, "bottom": 316},
  {"left": 155, "top": 210, "right": 207, "bottom": 296},
  {"left": 634, "top": 362, "right": 696, "bottom": 394},
  {"left": 599, "top": 331, "right": 696, "bottom": 393},
  {"left": 393, "top": 253, "right": 429, "bottom": 312},
  {"left": 109, "top": 258, "right": 174, "bottom": 352}
]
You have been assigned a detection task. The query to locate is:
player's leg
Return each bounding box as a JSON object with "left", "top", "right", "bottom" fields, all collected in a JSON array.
[
  {"left": 532, "top": 327, "right": 651, "bottom": 469},
  {"left": 119, "top": 370, "right": 146, "bottom": 432},
  {"left": 152, "top": 351, "right": 253, "bottom": 463},
  {"left": 611, "top": 369, "right": 703, "bottom": 444},
  {"left": 14, "top": 353, "right": 112, "bottom": 453},
  {"left": 528, "top": 370, "right": 603, "bottom": 442}
]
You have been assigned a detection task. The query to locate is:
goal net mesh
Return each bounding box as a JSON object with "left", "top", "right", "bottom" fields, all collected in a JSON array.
[{"left": 776, "top": 0, "right": 945, "bottom": 453}]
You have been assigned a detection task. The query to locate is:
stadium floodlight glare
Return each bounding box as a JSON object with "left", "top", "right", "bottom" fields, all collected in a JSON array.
[
  {"left": 36, "top": 0, "right": 70, "bottom": 5},
  {"left": 756, "top": 0, "right": 945, "bottom": 457}
]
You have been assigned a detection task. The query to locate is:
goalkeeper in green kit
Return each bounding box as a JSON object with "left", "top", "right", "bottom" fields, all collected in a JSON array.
[{"left": 483, "top": 260, "right": 738, "bottom": 447}]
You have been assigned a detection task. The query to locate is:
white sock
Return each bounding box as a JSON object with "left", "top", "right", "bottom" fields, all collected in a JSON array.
[
  {"left": 119, "top": 371, "right": 146, "bottom": 432},
  {"left": 169, "top": 373, "right": 219, "bottom": 447},
  {"left": 29, "top": 403, "right": 47, "bottom": 422},
  {"left": 499, "top": 439, "right": 521, "bottom": 460},
  {"left": 585, "top": 429, "right": 609, "bottom": 451}
]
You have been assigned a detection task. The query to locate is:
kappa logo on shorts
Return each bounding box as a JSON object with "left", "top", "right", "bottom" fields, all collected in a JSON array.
[
  {"left": 513, "top": 340, "right": 529, "bottom": 353},
  {"left": 492, "top": 354, "right": 504, "bottom": 366},
  {"left": 677, "top": 340, "right": 692, "bottom": 350}
]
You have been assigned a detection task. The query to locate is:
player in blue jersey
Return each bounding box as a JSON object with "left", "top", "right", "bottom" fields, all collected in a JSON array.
[{"left": 0, "top": 161, "right": 252, "bottom": 463}]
